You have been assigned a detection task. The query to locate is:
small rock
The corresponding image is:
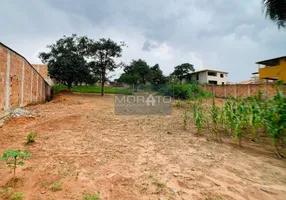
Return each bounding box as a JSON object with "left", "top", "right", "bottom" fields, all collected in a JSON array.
[
  {"left": 173, "top": 173, "right": 179, "bottom": 177},
  {"left": 207, "top": 153, "right": 212, "bottom": 157},
  {"left": 172, "top": 188, "right": 177, "bottom": 193},
  {"left": 60, "top": 161, "right": 64, "bottom": 164},
  {"left": 107, "top": 173, "right": 117, "bottom": 179},
  {"left": 41, "top": 191, "right": 45, "bottom": 194}
]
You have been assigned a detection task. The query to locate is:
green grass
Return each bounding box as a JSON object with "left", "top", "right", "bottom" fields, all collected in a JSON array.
[{"left": 52, "top": 85, "right": 132, "bottom": 95}]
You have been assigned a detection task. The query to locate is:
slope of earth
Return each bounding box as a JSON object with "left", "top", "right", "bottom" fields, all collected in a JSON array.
[{"left": 0, "top": 92, "right": 285, "bottom": 200}]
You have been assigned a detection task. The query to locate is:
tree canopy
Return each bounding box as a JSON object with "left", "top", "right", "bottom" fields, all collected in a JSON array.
[
  {"left": 39, "top": 34, "right": 89, "bottom": 90},
  {"left": 39, "top": 35, "right": 126, "bottom": 95},
  {"left": 119, "top": 59, "right": 167, "bottom": 86},
  {"left": 262, "top": 0, "right": 286, "bottom": 28},
  {"left": 87, "top": 38, "right": 126, "bottom": 96},
  {"left": 171, "top": 63, "right": 195, "bottom": 83}
]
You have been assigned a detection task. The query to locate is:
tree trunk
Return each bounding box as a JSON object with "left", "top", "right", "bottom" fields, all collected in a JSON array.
[
  {"left": 68, "top": 82, "right": 72, "bottom": 92},
  {"left": 101, "top": 68, "right": 105, "bottom": 96}
]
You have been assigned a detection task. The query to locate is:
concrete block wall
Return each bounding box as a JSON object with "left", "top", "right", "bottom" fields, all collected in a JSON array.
[
  {"left": 0, "top": 43, "right": 51, "bottom": 113},
  {"left": 203, "top": 84, "right": 284, "bottom": 98},
  {"left": 32, "top": 64, "right": 55, "bottom": 86}
]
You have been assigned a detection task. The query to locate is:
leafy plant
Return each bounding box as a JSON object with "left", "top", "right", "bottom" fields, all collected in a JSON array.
[
  {"left": 248, "top": 98, "right": 263, "bottom": 141},
  {"left": 183, "top": 111, "right": 190, "bottom": 130},
  {"left": 0, "top": 187, "right": 12, "bottom": 198},
  {"left": 193, "top": 103, "right": 204, "bottom": 135},
  {"left": 264, "top": 91, "right": 286, "bottom": 157},
  {"left": 10, "top": 192, "right": 24, "bottom": 200},
  {"left": 50, "top": 182, "right": 63, "bottom": 191},
  {"left": 175, "top": 100, "right": 182, "bottom": 107},
  {"left": 83, "top": 192, "right": 101, "bottom": 200},
  {"left": 26, "top": 132, "right": 37, "bottom": 143},
  {"left": 1, "top": 150, "right": 30, "bottom": 182},
  {"left": 211, "top": 99, "right": 221, "bottom": 142}
]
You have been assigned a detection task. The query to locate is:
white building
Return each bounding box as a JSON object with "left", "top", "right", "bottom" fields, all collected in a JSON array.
[{"left": 190, "top": 69, "right": 228, "bottom": 85}]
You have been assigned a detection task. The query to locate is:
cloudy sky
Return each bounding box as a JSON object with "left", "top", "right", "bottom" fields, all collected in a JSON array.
[{"left": 1, "top": 0, "right": 285, "bottom": 82}]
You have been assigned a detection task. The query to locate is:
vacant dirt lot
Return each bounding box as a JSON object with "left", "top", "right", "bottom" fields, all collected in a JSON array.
[{"left": 0, "top": 93, "right": 286, "bottom": 200}]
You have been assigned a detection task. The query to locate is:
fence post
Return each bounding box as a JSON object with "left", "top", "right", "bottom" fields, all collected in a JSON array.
[
  {"left": 247, "top": 84, "right": 250, "bottom": 97},
  {"left": 224, "top": 85, "right": 226, "bottom": 98}
]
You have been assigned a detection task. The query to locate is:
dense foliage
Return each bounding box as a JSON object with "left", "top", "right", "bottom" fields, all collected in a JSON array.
[
  {"left": 158, "top": 83, "right": 212, "bottom": 100},
  {"left": 39, "top": 35, "right": 125, "bottom": 95},
  {"left": 119, "top": 59, "right": 167, "bottom": 87},
  {"left": 170, "top": 63, "right": 195, "bottom": 83},
  {"left": 190, "top": 87, "right": 286, "bottom": 157},
  {"left": 262, "top": 0, "right": 286, "bottom": 28}
]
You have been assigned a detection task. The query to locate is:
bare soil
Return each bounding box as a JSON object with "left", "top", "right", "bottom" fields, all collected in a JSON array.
[{"left": 0, "top": 93, "right": 286, "bottom": 200}]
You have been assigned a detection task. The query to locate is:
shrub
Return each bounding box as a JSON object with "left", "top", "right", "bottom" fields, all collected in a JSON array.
[
  {"left": 83, "top": 192, "right": 101, "bottom": 200},
  {"left": 26, "top": 132, "right": 37, "bottom": 143},
  {"left": 50, "top": 182, "right": 63, "bottom": 191},
  {"left": 183, "top": 111, "right": 190, "bottom": 130},
  {"left": 10, "top": 192, "right": 24, "bottom": 200},
  {"left": 158, "top": 83, "right": 211, "bottom": 100}
]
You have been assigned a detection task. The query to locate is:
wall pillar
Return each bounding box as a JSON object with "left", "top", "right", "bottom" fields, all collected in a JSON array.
[
  {"left": 247, "top": 85, "right": 251, "bottom": 97},
  {"left": 224, "top": 85, "right": 226, "bottom": 98},
  {"left": 36, "top": 73, "right": 39, "bottom": 103},
  {"left": 4, "top": 50, "right": 11, "bottom": 111},
  {"left": 234, "top": 84, "right": 237, "bottom": 98},
  {"left": 30, "top": 70, "right": 33, "bottom": 102},
  {"left": 20, "top": 60, "right": 25, "bottom": 106}
]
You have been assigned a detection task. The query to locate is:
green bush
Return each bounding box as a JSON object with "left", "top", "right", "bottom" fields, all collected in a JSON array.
[
  {"left": 158, "top": 83, "right": 212, "bottom": 100},
  {"left": 27, "top": 132, "right": 37, "bottom": 143}
]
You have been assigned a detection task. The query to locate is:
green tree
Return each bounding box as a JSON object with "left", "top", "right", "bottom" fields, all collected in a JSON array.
[
  {"left": 39, "top": 34, "right": 89, "bottom": 91},
  {"left": 124, "top": 59, "right": 150, "bottom": 84},
  {"left": 171, "top": 63, "right": 195, "bottom": 83},
  {"left": 119, "top": 73, "right": 140, "bottom": 85},
  {"left": 262, "top": 0, "right": 286, "bottom": 28},
  {"left": 88, "top": 38, "right": 126, "bottom": 96},
  {"left": 146, "top": 64, "right": 168, "bottom": 85}
]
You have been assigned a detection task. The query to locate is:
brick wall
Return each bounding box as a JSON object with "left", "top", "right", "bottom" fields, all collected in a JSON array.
[
  {"left": 0, "top": 43, "right": 51, "bottom": 113},
  {"left": 32, "top": 64, "right": 54, "bottom": 86},
  {"left": 203, "top": 84, "right": 284, "bottom": 98}
]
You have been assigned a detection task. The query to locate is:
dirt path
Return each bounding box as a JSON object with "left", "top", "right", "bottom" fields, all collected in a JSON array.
[{"left": 0, "top": 93, "right": 286, "bottom": 200}]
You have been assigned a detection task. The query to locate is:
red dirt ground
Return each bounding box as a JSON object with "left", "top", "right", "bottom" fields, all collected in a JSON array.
[{"left": 0, "top": 93, "right": 286, "bottom": 200}]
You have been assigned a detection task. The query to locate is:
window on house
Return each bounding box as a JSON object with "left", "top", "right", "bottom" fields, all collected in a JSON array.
[
  {"left": 220, "top": 74, "right": 224, "bottom": 78},
  {"left": 207, "top": 71, "right": 217, "bottom": 76},
  {"left": 222, "top": 82, "right": 225, "bottom": 85},
  {"left": 208, "top": 80, "right": 218, "bottom": 85}
]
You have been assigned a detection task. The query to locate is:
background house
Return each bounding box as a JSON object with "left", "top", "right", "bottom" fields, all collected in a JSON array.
[
  {"left": 190, "top": 69, "right": 228, "bottom": 85},
  {"left": 256, "top": 56, "right": 286, "bottom": 82}
]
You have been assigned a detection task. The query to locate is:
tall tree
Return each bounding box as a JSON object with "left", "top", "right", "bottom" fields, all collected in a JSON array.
[
  {"left": 262, "top": 0, "right": 286, "bottom": 28},
  {"left": 119, "top": 73, "right": 140, "bottom": 88},
  {"left": 123, "top": 59, "right": 150, "bottom": 84},
  {"left": 146, "top": 64, "right": 167, "bottom": 85},
  {"left": 88, "top": 38, "right": 125, "bottom": 96},
  {"left": 171, "top": 63, "right": 195, "bottom": 83},
  {"left": 39, "top": 34, "right": 89, "bottom": 91}
]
